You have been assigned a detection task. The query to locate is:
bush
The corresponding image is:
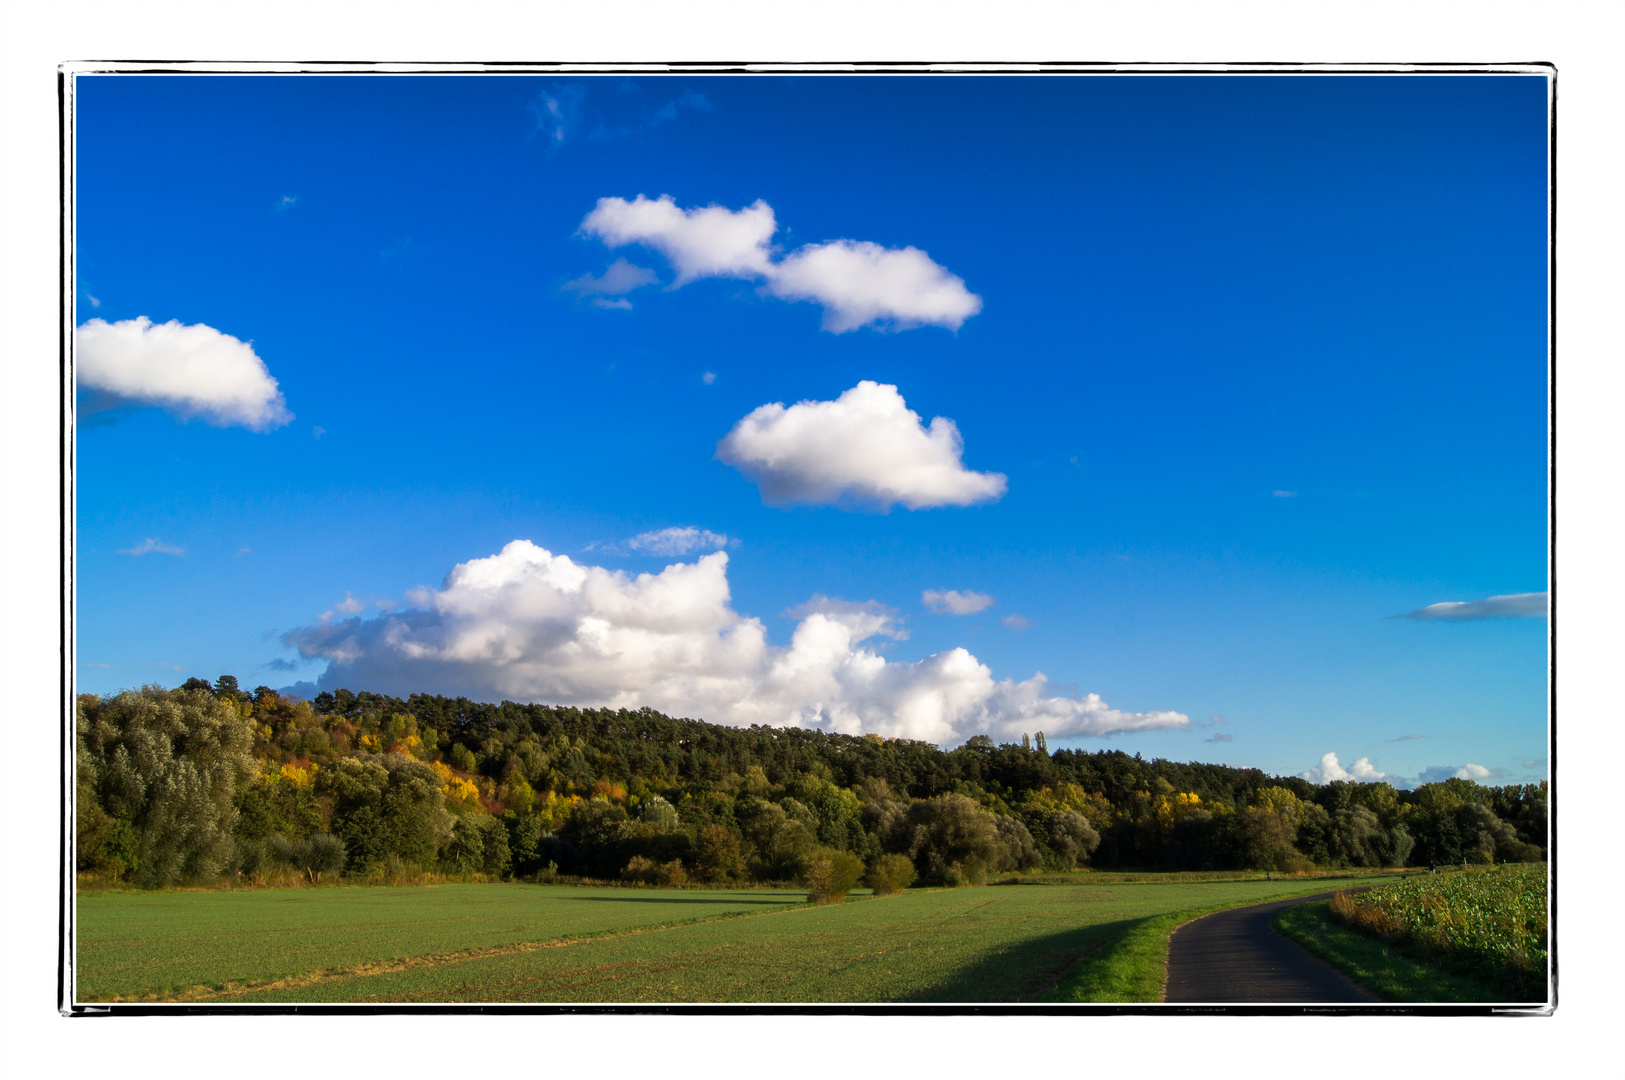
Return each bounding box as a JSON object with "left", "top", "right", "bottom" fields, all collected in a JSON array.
[
  {"left": 622, "top": 854, "right": 659, "bottom": 884},
  {"left": 864, "top": 853, "right": 916, "bottom": 896},
  {"left": 799, "top": 846, "right": 866, "bottom": 904}
]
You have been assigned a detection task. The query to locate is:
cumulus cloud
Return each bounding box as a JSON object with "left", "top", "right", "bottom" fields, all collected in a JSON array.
[
  {"left": 1401, "top": 592, "right": 1547, "bottom": 620},
  {"left": 563, "top": 258, "right": 659, "bottom": 303},
  {"left": 119, "top": 538, "right": 184, "bottom": 557},
  {"left": 766, "top": 240, "right": 983, "bottom": 332},
  {"left": 1416, "top": 763, "right": 1501, "bottom": 784},
  {"left": 577, "top": 195, "right": 981, "bottom": 332},
  {"left": 624, "top": 527, "right": 736, "bottom": 557},
  {"left": 923, "top": 589, "right": 994, "bottom": 616},
  {"left": 717, "top": 381, "right": 1007, "bottom": 511},
  {"left": 284, "top": 540, "right": 1189, "bottom": 746},
  {"left": 76, "top": 317, "right": 293, "bottom": 431},
  {"left": 1300, "top": 751, "right": 1392, "bottom": 785},
  {"left": 581, "top": 195, "right": 777, "bottom": 283},
  {"left": 999, "top": 615, "right": 1035, "bottom": 631}
]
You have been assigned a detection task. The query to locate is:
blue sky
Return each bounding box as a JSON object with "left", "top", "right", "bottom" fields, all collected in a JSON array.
[{"left": 73, "top": 73, "right": 1550, "bottom": 786}]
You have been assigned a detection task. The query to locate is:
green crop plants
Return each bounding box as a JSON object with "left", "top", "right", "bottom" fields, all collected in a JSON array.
[
  {"left": 1324, "top": 864, "right": 1547, "bottom": 1002},
  {"left": 1273, "top": 900, "right": 1504, "bottom": 1002}
]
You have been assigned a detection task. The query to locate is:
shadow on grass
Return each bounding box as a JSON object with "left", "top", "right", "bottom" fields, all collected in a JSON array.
[
  {"left": 566, "top": 895, "right": 807, "bottom": 906},
  {"left": 899, "top": 919, "right": 1141, "bottom": 1003}
]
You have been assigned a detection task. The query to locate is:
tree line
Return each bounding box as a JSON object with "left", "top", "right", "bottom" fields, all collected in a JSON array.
[{"left": 75, "top": 678, "right": 1547, "bottom": 892}]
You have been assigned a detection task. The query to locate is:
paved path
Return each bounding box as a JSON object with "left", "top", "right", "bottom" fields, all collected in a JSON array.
[{"left": 1163, "top": 891, "right": 1381, "bottom": 1003}]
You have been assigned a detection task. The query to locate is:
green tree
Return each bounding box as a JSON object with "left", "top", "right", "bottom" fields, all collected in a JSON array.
[
  {"left": 693, "top": 823, "right": 746, "bottom": 883},
  {"left": 77, "top": 686, "right": 256, "bottom": 887},
  {"left": 900, "top": 793, "right": 1004, "bottom": 886},
  {"left": 1047, "top": 810, "right": 1101, "bottom": 870}
]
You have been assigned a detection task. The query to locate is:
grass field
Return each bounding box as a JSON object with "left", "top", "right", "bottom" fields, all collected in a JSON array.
[{"left": 77, "top": 874, "right": 1392, "bottom": 1004}]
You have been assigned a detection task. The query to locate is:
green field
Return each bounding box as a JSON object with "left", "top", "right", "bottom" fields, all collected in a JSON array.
[{"left": 78, "top": 874, "right": 1394, "bottom": 1004}]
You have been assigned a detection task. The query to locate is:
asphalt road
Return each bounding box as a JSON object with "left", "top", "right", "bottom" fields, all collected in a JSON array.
[{"left": 1163, "top": 891, "right": 1381, "bottom": 1004}]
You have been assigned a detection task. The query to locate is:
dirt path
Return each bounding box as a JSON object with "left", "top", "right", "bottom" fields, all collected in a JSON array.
[{"left": 1163, "top": 891, "right": 1380, "bottom": 1004}]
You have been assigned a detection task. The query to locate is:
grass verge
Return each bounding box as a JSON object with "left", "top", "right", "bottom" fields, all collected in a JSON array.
[{"left": 1273, "top": 900, "right": 1508, "bottom": 1003}]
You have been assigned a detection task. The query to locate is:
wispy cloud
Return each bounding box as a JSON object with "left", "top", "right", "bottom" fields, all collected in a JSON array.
[
  {"left": 702, "top": 371, "right": 717, "bottom": 385},
  {"left": 588, "top": 526, "right": 738, "bottom": 558},
  {"left": 923, "top": 589, "right": 994, "bottom": 616},
  {"left": 998, "top": 614, "right": 1035, "bottom": 631},
  {"left": 1384, "top": 733, "right": 1424, "bottom": 742},
  {"left": 79, "top": 662, "right": 110, "bottom": 669},
  {"left": 1400, "top": 591, "right": 1547, "bottom": 620},
  {"left": 317, "top": 591, "right": 396, "bottom": 624},
  {"left": 86, "top": 294, "right": 102, "bottom": 308},
  {"left": 276, "top": 195, "right": 298, "bottom": 212},
  {"left": 1272, "top": 490, "right": 1296, "bottom": 498},
  {"left": 624, "top": 527, "right": 736, "bottom": 557},
  {"left": 563, "top": 258, "right": 659, "bottom": 308},
  {"left": 529, "top": 84, "right": 711, "bottom": 147},
  {"left": 1206, "top": 732, "right": 1232, "bottom": 743},
  {"left": 119, "top": 538, "right": 184, "bottom": 557}
]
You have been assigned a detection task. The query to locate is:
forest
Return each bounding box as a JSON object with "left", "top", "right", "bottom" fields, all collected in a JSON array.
[{"left": 75, "top": 679, "right": 1549, "bottom": 892}]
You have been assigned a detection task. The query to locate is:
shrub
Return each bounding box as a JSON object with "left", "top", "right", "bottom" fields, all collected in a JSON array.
[
  {"left": 799, "top": 846, "right": 866, "bottom": 904},
  {"left": 864, "top": 853, "right": 916, "bottom": 896},
  {"left": 622, "top": 855, "right": 659, "bottom": 884}
]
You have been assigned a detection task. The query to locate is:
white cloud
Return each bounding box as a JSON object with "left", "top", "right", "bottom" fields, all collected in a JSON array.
[
  {"left": 564, "top": 257, "right": 659, "bottom": 298},
  {"left": 717, "top": 381, "right": 1007, "bottom": 511},
  {"left": 119, "top": 538, "right": 184, "bottom": 557},
  {"left": 76, "top": 317, "right": 293, "bottom": 431},
  {"left": 1206, "top": 733, "right": 1232, "bottom": 743},
  {"left": 1300, "top": 751, "right": 1392, "bottom": 785},
  {"left": 285, "top": 540, "right": 1189, "bottom": 747},
  {"left": 624, "top": 527, "right": 736, "bottom": 557},
  {"left": 577, "top": 195, "right": 981, "bottom": 332},
  {"left": 591, "top": 298, "right": 633, "bottom": 310},
  {"left": 580, "top": 195, "right": 777, "bottom": 283},
  {"left": 923, "top": 588, "right": 994, "bottom": 615},
  {"left": 702, "top": 371, "right": 717, "bottom": 385},
  {"left": 999, "top": 614, "right": 1035, "bottom": 631},
  {"left": 1401, "top": 591, "right": 1547, "bottom": 620},
  {"left": 1272, "top": 490, "right": 1297, "bottom": 498},
  {"left": 1416, "top": 763, "right": 1501, "bottom": 784},
  {"left": 765, "top": 240, "right": 982, "bottom": 332}
]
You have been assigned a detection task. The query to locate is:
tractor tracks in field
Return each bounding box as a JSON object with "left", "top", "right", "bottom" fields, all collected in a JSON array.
[{"left": 99, "top": 900, "right": 832, "bottom": 1003}]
